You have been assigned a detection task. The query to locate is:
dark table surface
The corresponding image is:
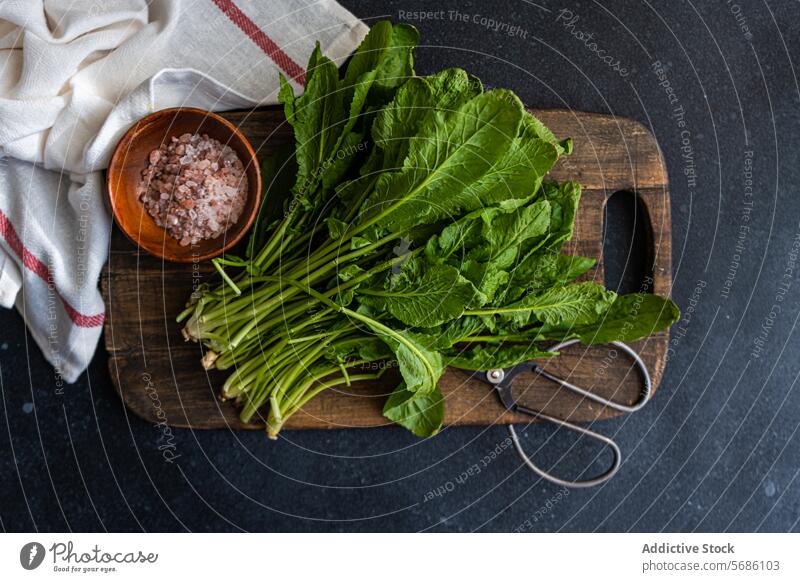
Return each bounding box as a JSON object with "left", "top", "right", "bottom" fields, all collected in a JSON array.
[{"left": 2, "top": 0, "right": 799, "bottom": 532}]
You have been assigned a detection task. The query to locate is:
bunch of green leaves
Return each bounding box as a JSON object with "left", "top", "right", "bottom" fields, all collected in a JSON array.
[{"left": 178, "top": 21, "right": 680, "bottom": 439}]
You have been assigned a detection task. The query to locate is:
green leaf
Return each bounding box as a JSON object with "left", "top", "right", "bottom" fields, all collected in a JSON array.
[
  {"left": 336, "top": 264, "right": 364, "bottom": 282},
  {"left": 446, "top": 343, "right": 555, "bottom": 370},
  {"left": 372, "top": 68, "right": 482, "bottom": 170},
  {"left": 349, "top": 235, "right": 372, "bottom": 250},
  {"left": 341, "top": 21, "right": 419, "bottom": 119},
  {"left": 382, "top": 82, "right": 558, "bottom": 224},
  {"left": 336, "top": 287, "right": 357, "bottom": 307},
  {"left": 461, "top": 137, "right": 558, "bottom": 212},
  {"left": 371, "top": 77, "right": 435, "bottom": 168},
  {"left": 426, "top": 199, "right": 551, "bottom": 270},
  {"left": 357, "top": 338, "right": 394, "bottom": 361},
  {"left": 320, "top": 23, "right": 421, "bottom": 193},
  {"left": 247, "top": 145, "right": 296, "bottom": 258},
  {"left": 360, "top": 260, "right": 480, "bottom": 327},
  {"left": 459, "top": 260, "right": 509, "bottom": 304},
  {"left": 470, "top": 200, "right": 551, "bottom": 268},
  {"left": 320, "top": 130, "right": 365, "bottom": 191},
  {"left": 491, "top": 281, "right": 616, "bottom": 327},
  {"left": 359, "top": 90, "right": 525, "bottom": 233},
  {"left": 522, "top": 112, "right": 572, "bottom": 156},
  {"left": 327, "top": 216, "right": 349, "bottom": 240},
  {"left": 331, "top": 174, "right": 380, "bottom": 223},
  {"left": 383, "top": 382, "right": 444, "bottom": 437},
  {"left": 342, "top": 21, "right": 395, "bottom": 91},
  {"left": 413, "top": 316, "right": 487, "bottom": 350},
  {"left": 425, "top": 208, "right": 488, "bottom": 261},
  {"left": 278, "top": 74, "right": 297, "bottom": 125},
  {"left": 322, "top": 342, "right": 358, "bottom": 364},
  {"left": 558, "top": 255, "right": 596, "bottom": 281},
  {"left": 540, "top": 294, "right": 681, "bottom": 345},
  {"left": 424, "top": 68, "right": 483, "bottom": 111},
  {"left": 504, "top": 252, "right": 596, "bottom": 302},
  {"left": 370, "top": 24, "right": 420, "bottom": 97},
  {"left": 283, "top": 44, "right": 345, "bottom": 206},
  {"left": 540, "top": 181, "right": 581, "bottom": 250},
  {"left": 322, "top": 337, "right": 391, "bottom": 364},
  {"left": 367, "top": 328, "right": 444, "bottom": 394}
]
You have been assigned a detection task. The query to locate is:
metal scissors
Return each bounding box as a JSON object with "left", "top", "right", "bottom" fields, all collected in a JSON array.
[{"left": 473, "top": 339, "right": 652, "bottom": 488}]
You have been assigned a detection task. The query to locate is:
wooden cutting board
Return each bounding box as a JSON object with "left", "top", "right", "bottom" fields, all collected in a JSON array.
[{"left": 102, "top": 108, "right": 671, "bottom": 431}]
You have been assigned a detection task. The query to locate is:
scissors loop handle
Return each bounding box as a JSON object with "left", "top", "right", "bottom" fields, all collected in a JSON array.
[
  {"left": 541, "top": 339, "right": 653, "bottom": 413},
  {"left": 507, "top": 412, "right": 621, "bottom": 488},
  {"left": 493, "top": 340, "right": 651, "bottom": 488}
]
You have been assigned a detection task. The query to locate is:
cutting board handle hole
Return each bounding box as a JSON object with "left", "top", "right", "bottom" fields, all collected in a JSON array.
[{"left": 603, "top": 190, "right": 653, "bottom": 295}]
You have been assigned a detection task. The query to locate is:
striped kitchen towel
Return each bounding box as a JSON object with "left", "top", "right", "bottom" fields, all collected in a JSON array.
[{"left": 0, "top": 0, "right": 368, "bottom": 382}]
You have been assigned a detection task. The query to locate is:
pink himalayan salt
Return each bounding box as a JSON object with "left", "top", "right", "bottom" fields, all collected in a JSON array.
[{"left": 137, "top": 133, "right": 248, "bottom": 246}]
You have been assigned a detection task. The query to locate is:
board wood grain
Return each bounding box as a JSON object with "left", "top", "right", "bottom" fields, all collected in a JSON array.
[{"left": 102, "top": 108, "right": 671, "bottom": 431}]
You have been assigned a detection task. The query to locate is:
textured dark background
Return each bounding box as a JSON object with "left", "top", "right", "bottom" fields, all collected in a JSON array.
[{"left": 2, "top": 0, "right": 799, "bottom": 532}]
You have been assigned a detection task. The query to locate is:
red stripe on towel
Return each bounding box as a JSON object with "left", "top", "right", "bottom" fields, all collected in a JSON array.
[
  {"left": 0, "top": 209, "right": 105, "bottom": 328},
  {"left": 211, "top": 0, "right": 306, "bottom": 84}
]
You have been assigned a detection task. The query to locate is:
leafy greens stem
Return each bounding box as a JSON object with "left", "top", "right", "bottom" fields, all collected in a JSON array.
[
  {"left": 272, "top": 371, "right": 386, "bottom": 438},
  {"left": 212, "top": 259, "right": 242, "bottom": 296},
  {"left": 211, "top": 244, "right": 419, "bottom": 352},
  {"left": 259, "top": 335, "right": 345, "bottom": 429},
  {"left": 284, "top": 279, "right": 438, "bottom": 387},
  {"left": 238, "top": 337, "right": 318, "bottom": 422},
  {"left": 196, "top": 227, "right": 408, "bottom": 345},
  {"left": 197, "top": 281, "right": 283, "bottom": 324},
  {"left": 286, "top": 330, "right": 338, "bottom": 344},
  {"left": 341, "top": 175, "right": 380, "bottom": 224},
  {"left": 289, "top": 371, "right": 386, "bottom": 416},
  {"left": 278, "top": 337, "right": 378, "bottom": 416},
  {"left": 456, "top": 334, "right": 541, "bottom": 343},
  {"left": 252, "top": 201, "right": 302, "bottom": 271},
  {"left": 290, "top": 230, "right": 404, "bottom": 283}
]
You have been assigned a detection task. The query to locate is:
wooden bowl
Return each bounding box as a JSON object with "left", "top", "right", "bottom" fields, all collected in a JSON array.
[{"left": 107, "top": 107, "right": 261, "bottom": 262}]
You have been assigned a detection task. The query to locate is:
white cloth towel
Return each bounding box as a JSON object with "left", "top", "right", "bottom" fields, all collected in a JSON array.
[{"left": 0, "top": 0, "right": 367, "bottom": 382}]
